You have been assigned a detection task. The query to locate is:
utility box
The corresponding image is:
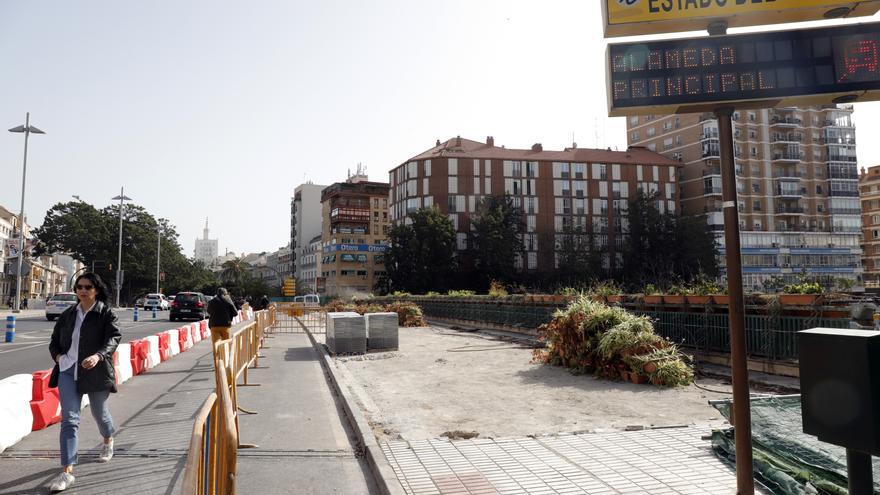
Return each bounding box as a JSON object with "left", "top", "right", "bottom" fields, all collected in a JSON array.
[{"left": 798, "top": 328, "right": 880, "bottom": 456}]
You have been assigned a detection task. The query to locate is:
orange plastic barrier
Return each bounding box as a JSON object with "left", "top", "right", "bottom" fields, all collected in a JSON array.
[
  {"left": 178, "top": 326, "right": 191, "bottom": 351},
  {"left": 130, "top": 339, "right": 148, "bottom": 375},
  {"left": 158, "top": 332, "right": 171, "bottom": 362},
  {"left": 30, "top": 370, "right": 60, "bottom": 431},
  {"left": 200, "top": 320, "right": 208, "bottom": 339}
]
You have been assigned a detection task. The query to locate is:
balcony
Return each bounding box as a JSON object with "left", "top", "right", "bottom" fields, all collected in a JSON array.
[
  {"left": 828, "top": 170, "right": 859, "bottom": 180},
  {"left": 821, "top": 136, "right": 856, "bottom": 145},
  {"left": 825, "top": 118, "right": 854, "bottom": 128},
  {"left": 704, "top": 186, "right": 723, "bottom": 195},
  {"left": 772, "top": 169, "right": 804, "bottom": 179},
  {"left": 776, "top": 187, "right": 802, "bottom": 198},
  {"left": 770, "top": 116, "right": 802, "bottom": 126},
  {"left": 772, "top": 133, "right": 804, "bottom": 143},
  {"left": 701, "top": 130, "right": 719, "bottom": 140},
  {"left": 829, "top": 190, "right": 860, "bottom": 197},
  {"left": 772, "top": 152, "right": 804, "bottom": 162},
  {"left": 702, "top": 166, "right": 721, "bottom": 176},
  {"left": 830, "top": 208, "right": 861, "bottom": 215},
  {"left": 330, "top": 207, "right": 370, "bottom": 223},
  {"left": 775, "top": 206, "right": 805, "bottom": 215}
]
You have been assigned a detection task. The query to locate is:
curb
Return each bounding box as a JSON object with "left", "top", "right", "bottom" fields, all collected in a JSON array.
[{"left": 301, "top": 326, "right": 406, "bottom": 495}]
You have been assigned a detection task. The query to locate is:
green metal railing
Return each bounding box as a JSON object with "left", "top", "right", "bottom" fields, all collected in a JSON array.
[{"left": 408, "top": 298, "right": 850, "bottom": 362}]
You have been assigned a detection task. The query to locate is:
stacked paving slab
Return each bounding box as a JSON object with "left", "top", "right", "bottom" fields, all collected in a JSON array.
[
  {"left": 326, "top": 312, "right": 366, "bottom": 354},
  {"left": 365, "top": 312, "right": 399, "bottom": 351}
]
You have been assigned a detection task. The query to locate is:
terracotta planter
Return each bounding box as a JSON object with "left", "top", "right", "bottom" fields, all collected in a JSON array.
[
  {"left": 590, "top": 295, "right": 607, "bottom": 303},
  {"left": 650, "top": 376, "right": 663, "bottom": 386},
  {"left": 619, "top": 369, "right": 631, "bottom": 381},
  {"left": 643, "top": 295, "right": 662, "bottom": 304},
  {"left": 642, "top": 361, "right": 658, "bottom": 374},
  {"left": 663, "top": 295, "right": 685, "bottom": 304},
  {"left": 779, "top": 294, "right": 822, "bottom": 306},
  {"left": 711, "top": 295, "right": 729, "bottom": 305},
  {"left": 685, "top": 295, "right": 710, "bottom": 305},
  {"left": 630, "top": 373, "right": 649, "bottom": 385},
  {"left": 606, "top": 295, "right": 623, "bottom": 304}
]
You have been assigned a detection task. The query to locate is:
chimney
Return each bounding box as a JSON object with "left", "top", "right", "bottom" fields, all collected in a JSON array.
[
  {"left": 436, "top": 139, "right": 441, "bottom": 147},
  {"left": 531, "top": 143, "right": 543, "bottom": 152},
  {"left": 487, "top": 136, "right": 494, "bottom": 147},
  {"left": 455, "top": 135, "right": 462, "bottom": 147}
]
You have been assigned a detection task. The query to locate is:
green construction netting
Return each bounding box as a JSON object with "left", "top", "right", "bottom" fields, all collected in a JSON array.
[{"left": 711, "top": 395, "right": 879, "bottom": 494}]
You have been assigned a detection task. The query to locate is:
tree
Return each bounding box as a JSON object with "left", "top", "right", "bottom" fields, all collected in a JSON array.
[
  {"left": 622, "top": 191, "right": 717, "bottom": 289},
  {"left": 468, "top": 195, "right": 525, "bottom": 286},
  {"left": 33, "top": 200, "right": 217, "bottom": 303},
  {"left": 555, "top": 224, "right": 604, "bottom": 287},
  {"left": 383, "top": 206, "right": 456, "bottom": 294},
  {"left": 219, "top": 258, "right": 251, "bottom": 289}
]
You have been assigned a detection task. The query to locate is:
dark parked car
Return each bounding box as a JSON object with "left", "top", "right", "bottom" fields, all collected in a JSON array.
[{"left": 170, "top": 292, "right": 208, "bottom": 321}]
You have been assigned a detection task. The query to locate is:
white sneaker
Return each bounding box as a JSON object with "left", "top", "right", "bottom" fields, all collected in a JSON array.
[
  {"left": 49, "top": 472, "right": 75, "bottom": 492},
  {"left": 99, "top": 439, "right": 114, "bottom": 462}
]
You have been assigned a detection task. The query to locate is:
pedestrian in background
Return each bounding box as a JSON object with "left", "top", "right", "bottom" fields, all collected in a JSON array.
[
  {"left": 259, "top": 294, "right": 270, "bottom": 310},
  {"left": 47, "top": 273, "right": 121, "bottom": 492},
  {"left": 208, "top": 287, "right": 238, "bottom": 344},
  {"left": 21, "top": 297, "right": 28, "bottom": 310}
]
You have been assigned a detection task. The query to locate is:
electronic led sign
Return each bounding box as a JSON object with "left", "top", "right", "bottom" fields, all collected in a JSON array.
[
  {"left": 603, "top": 0, "right": 880, "bottom": 38},
  {"left": 607, "top": 22, "right": 880, "bottom": 116}
]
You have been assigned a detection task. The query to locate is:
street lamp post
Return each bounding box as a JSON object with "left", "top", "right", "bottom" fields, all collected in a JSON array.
[
  {"left": 8, "top": 113, "right": 45, "bottom": 312},
  {"left": 156, "top": 224, "right": 161, "bottom": 294},
  {"left": 111, "top": 188, "right": 132, "bottom": 307}
]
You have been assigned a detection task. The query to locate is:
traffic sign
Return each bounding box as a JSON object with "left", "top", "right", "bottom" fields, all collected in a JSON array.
[
  {"left": 603, "top": 0, "right": 880, "bottom": 38},
  {"left": 282, "top": 278, "right": 296, "bottom": 297},
  {"left": 607, "top": 21, "right": 880, "bottom": 116}
]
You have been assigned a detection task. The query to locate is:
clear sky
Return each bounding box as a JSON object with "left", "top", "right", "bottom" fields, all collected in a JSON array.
[{"left": 3, "top": 1, "right": 880, "bottom": 257}]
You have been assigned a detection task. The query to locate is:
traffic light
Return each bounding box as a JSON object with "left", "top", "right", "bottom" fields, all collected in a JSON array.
[{"left": 282, "top": 278, "right": 296, "bottom": 297}]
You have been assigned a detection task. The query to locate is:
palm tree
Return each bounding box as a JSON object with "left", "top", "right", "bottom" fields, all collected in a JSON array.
[{"left": 220, "top": 258, "right": 250, "bottom": 288}]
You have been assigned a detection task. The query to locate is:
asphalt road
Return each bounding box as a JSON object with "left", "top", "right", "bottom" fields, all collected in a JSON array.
[{"left": 0, "top": 309, "right": 205, "bottom": 378}]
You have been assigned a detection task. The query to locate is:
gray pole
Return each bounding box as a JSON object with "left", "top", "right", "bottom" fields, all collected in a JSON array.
[
  {"left": 115, "top": 187, "right": 125, "bottom": 307},
  {"left": 156, "top": 225, "right": 161, "bottom": 294},
  {"left": 13, "top": 113, "right": 31, "bottom": 313}
]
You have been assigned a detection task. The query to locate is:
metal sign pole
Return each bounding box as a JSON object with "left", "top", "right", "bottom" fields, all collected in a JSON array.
[{"left": 716, "top": 107, "right": 755, "bottom": 494}]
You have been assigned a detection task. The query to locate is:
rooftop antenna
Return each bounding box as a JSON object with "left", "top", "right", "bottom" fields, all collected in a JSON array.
[{"left": 594, "top": 117, "right": 599, "bottom": 148}]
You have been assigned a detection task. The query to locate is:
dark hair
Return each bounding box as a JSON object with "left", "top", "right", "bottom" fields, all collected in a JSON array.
[{"left": 75, "top": 272, "right": 110, "bottom": 304}]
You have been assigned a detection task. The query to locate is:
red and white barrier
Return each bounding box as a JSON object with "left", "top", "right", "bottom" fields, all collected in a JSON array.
[
  {"left": 114, "top": 343, "right": 133, "bottom": 385},
  {"left": 30, "top": 370, "right": 61, "bottom": 432},
  {"left": 190, "top": 323, "right": 201, "bottom": 344},
  {"left": 129, "top": 339, "right": 148, "bottom": 375},
  {"left": 0, "top": 374, "right": 35, "bottom": 453},
  {"left": 166, "top": 329, "right": 181, "bottom": 356},
  {"left": 145, "top": 335, "right": 161, "bottom": 368}
]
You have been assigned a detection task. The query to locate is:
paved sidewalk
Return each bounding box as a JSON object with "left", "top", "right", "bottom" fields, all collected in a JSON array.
[
  {"left": 234, "top": 332, "right": 378, "bottom": 494},
  {"left": 381, "top": 427, "right": 763, "bottom": 495},
  {"left": 0, "top": 340, "right": 216, "bottom": 494}
]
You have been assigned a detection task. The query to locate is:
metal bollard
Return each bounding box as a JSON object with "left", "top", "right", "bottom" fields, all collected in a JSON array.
[
  {"left": 5, "top": 315, "right": 15, "bottom": 343},
  {"left": 152, "top": 307, "right": 157, "bottom": 319},
  {"left": 133, "top": 306, "right": 139, "bottom": 322}
]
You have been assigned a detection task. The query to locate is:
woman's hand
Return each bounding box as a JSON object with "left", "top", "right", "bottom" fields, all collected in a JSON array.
[{"left": 81, "top": 354, "right": 101, "bottom": 370}]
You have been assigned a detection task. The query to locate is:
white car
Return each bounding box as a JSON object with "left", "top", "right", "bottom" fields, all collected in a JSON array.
[
  {"left": 144, "top": 293, "right": 169, "bottom": 310},
  {"left": 46, "top": 293, "right": 78, "bottom": 321}
]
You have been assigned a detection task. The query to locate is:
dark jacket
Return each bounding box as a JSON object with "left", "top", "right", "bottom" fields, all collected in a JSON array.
[
  {"left": 259, "top": 296, "right": 270, "bottom": 310},
  {"left": 208, "top": 295, "right": 238, "bottom": 328},
  {"left": 49, "top": 301, "right": 122, "bottom": 393}
]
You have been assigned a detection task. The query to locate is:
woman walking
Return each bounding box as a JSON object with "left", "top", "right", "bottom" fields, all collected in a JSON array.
[{"left": 47, "top": 273, "right": 121, "bottom": 492}]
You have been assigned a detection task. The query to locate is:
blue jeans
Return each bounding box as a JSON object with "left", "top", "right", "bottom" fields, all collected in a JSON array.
[{"left": 58, "top": 366, "right": 115, "bottom": 467}]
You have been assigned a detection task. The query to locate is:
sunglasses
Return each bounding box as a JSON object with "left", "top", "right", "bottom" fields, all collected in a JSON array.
[{"left": 75, "top": 284, "right": 95, "bottom": 291}]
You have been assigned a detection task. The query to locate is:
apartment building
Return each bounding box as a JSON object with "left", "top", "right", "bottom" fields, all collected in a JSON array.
[
  {"left": 860, "top": 165, "right": 880, "bottom": 286},
  {"left": 388, "top": 136, "right": 681, "bottom": 273},
  {"left": 627, "top": 106, "right": 862, "bottom": 290},
  {"left": 320, "top": 178, "right": 390, "bottom": 297},
  {"left": 291, "top": 182, "right": 326, "bottom": 282},
  {"left": 299, "top": 235, "right": 323, "bottom": 294}
]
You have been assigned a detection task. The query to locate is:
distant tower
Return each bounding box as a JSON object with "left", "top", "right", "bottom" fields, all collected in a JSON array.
[{"left": 194, "top": 218, "right": 219, "bottom": 265}]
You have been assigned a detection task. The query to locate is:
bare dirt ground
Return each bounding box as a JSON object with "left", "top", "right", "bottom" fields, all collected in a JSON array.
[{"left": 332, "top": 325, "right": 741, "bottom": 443}]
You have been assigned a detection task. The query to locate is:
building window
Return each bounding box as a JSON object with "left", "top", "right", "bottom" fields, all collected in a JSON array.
[{"left": 448, "top": 158, "right": 458, "bottom": 175}]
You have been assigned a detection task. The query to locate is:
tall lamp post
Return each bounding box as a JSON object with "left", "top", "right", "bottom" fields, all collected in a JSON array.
[
  {"left": 156, "top": 224, "right": 162, "bottom": 294},
  {"left": 8, "top": 113, "right": 45, "bottom": 312},
  {"left": 111, "top": 188, "right": 132, "bottom": 307}
]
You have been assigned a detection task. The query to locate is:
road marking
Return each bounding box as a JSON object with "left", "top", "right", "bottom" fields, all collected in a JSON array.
[{"left": 0, "top": 342, "right": 48, "bottom": 354}]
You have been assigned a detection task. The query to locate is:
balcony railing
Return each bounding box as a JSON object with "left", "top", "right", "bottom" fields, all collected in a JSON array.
[
  {"left": 775, "top": 206, "right": 805, "bottom": 214},
  {"left": 330, "top": 207, "right": 370, "bottom": 223},
  {"left": 702, "top": 166, "right": 722, "bottom": 176},
  {"left": 829, "top": 190, "right": 859, "bottom": 197},
  {"left": 830, "top": 208, "right": 862, "bottom": 215},
  {"left": 821, "top": 137, "right": 856, "bottom": 145},
  {"left": 772, "top": 133, "right": 804, "bottom": 143},
  {"left": 770, "top": 116, "right": 803, "bottom": 125},
  {"left": 704, "top": 186, "right": 723, "bottom": 195},
  {"left": 772, "top": 152, "right": 804, "bottom": 161}
]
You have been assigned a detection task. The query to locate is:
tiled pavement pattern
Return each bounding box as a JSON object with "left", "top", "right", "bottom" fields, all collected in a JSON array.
[{"left": 381, "top": 427, "right": 758, "bottom": 494}]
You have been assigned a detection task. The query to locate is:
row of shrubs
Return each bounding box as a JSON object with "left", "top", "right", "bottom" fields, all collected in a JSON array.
[
  {"left": 532, "top": 295, "right": 693, "bottom": 387},
  {"left": 324, "top": 300, "right": 426, "bottom": 327}
]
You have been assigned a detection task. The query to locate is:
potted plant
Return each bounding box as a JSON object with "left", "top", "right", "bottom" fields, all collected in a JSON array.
[
  {"left": 643, "top": 284, "right": 662, "bottom": 305},
  {"left": 686, "top": 279, "right": 718, "bottom": 305},
  {"left": 663, "top": 285, "right": 689, "bottom": 304},
  {"left": 779, "top": 281, "right": 823, "bottom": 305},
  {"left": 594, "top": 281, "right": 623, "bottom": 304}
]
